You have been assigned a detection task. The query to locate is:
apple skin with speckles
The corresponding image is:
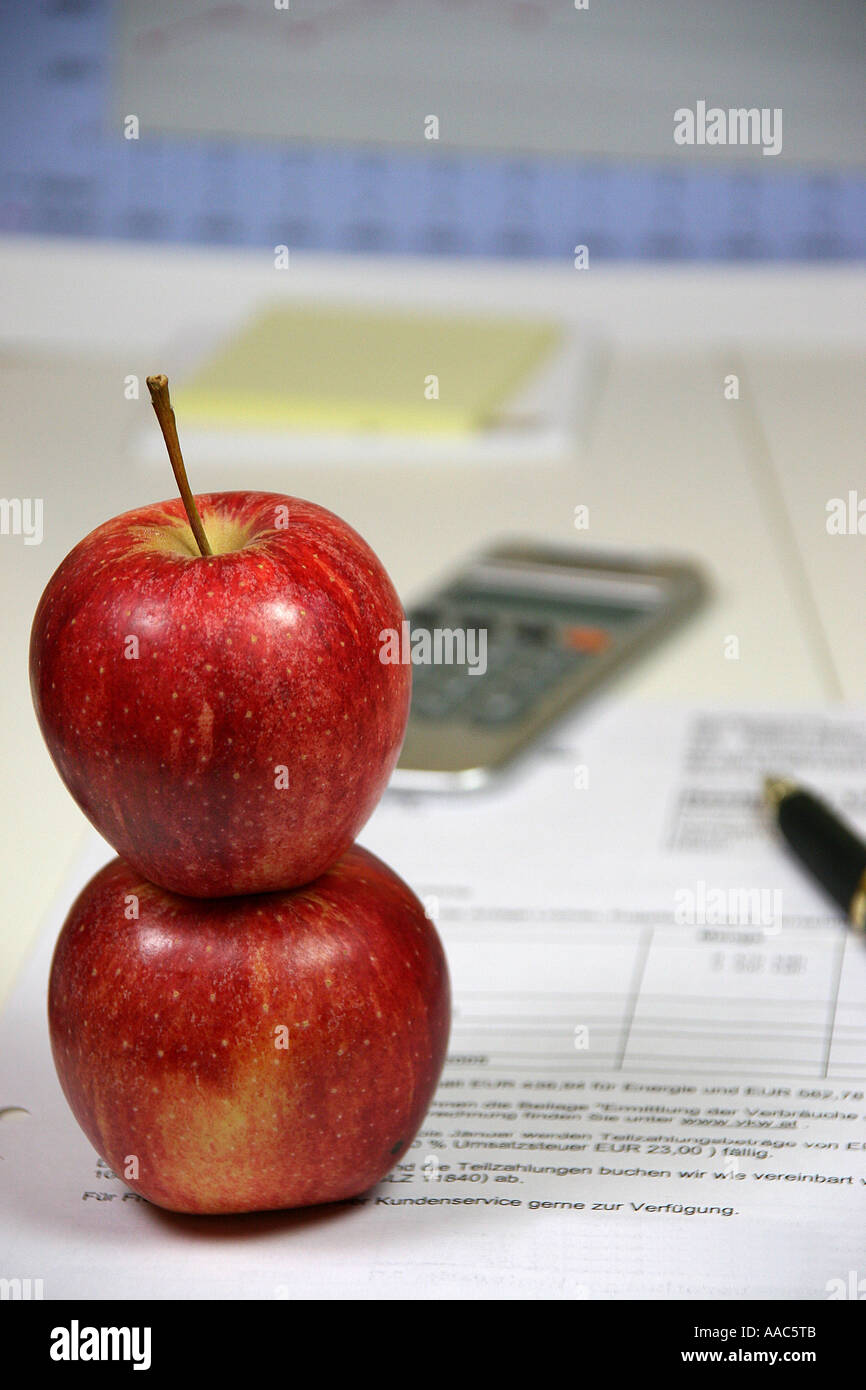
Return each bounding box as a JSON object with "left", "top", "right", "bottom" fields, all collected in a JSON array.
[
  {"left": 30, "top": 492, "right": 410, "bottom": 897},
  {"left": 48, "top": 846, "right": 450, "bottom": 1215}
]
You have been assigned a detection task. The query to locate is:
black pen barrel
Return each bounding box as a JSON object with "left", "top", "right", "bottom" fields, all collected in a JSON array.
[{"left": 777, "top": 791, "right": 866, "bottom": 917}]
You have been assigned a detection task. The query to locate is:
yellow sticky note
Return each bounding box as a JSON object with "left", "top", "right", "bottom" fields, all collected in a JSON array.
[{"left": 175, "top": 305, "right": 560, "bottom": 436}]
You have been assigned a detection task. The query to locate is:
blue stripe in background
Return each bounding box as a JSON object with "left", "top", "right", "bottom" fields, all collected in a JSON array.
[{"left": 0, "top": 0, "right": 863, "bottom": 262}]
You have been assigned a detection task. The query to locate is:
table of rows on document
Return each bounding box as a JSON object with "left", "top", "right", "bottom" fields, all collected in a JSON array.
[{"left": 442, "top": 910, "right": 863, "bottom": 1080}]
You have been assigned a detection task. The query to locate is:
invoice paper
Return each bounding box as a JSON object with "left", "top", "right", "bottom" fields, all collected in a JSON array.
[{"left": 2, "top": 704, "right": 865, "bottom": 1299}]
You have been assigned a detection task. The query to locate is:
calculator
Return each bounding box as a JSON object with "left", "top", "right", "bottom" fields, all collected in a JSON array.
[{"left": 392, "top": 541, "right": 707, "bottom": 791}]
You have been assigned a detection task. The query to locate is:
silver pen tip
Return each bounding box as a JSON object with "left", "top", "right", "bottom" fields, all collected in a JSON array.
[{"left": 763, "top": 775, "right": 797, "bottom": 810}]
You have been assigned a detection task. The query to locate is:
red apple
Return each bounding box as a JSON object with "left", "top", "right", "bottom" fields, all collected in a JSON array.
[
  {"left": 29, "top": 483, "right": 410, "bottom": 896},
  {"left": 48, "top": 846, "right": 450, "bottom": 1215}
]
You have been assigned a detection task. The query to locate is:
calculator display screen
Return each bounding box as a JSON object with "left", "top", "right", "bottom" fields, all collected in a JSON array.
[{"left": 443, "top": 584, "right": 653, "bottom": 629}]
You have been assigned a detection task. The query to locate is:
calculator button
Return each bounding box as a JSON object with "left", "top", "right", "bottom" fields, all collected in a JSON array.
[
  {"left": 477, "top": 640, "right": 508, "bottom": 672},
  {"left": 416, "top": 663, "right": 466, "bottom": 688},
  {"left": 563, "top": 625, "right": 611, "bottom": 653},
  {"left": 409, "top": 651, "right": 469, "bottom": 682},
  {"left": 412, "top": 673, "right": 462, "bottom": 701},
  {"left": 514, "top": 620, "right": 554, "bottom": 645},
  {"left": 407, "top": 609, "right": 441, "bottom": 633},
  {"left": 467, "top": 667, "right": 541, "bottom": 723},
  {"left": 409, "top": 657, "right": 437, "bottom": 682},
  {"left": 468, "top": 686, "right": 529, "bottom": 725},
  {"left": 458, "top": 613, "right": 495, "bottom": 636},
  {"left": 498, "top": 662, "right": 541, "bottom": 691},
  {"left": 412, "top": 682, "right": 469, "bottom": 720},
  {"left": 509, "top": 650, "right": 570, "bottom": 686}
]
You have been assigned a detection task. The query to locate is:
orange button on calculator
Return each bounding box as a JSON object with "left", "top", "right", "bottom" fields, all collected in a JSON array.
[{"left": 563, "top": 625, "right": 611, "bottom": 653}]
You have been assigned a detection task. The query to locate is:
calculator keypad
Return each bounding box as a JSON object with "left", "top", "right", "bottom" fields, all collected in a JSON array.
[{"left": 407, "top": 601, "right": 611, "bottom": 727}]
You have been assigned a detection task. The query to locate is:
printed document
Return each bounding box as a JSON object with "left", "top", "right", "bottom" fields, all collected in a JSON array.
[{"left": 2, "top": 705, "right": 864, "bottom": 1298}]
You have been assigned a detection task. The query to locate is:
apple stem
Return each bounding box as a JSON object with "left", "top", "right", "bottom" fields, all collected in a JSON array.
[{"left": 146, "top": 374, "right": 213, "bottom": 557}]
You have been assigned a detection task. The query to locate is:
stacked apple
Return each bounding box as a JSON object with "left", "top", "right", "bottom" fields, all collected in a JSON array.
[{"left": 30, "top": 376, "right": 450, "bottom": 1215}]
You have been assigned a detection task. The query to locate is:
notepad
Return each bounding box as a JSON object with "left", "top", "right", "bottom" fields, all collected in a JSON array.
[{"left": 172, "top": 304, "right": 561, "bottom": 436}]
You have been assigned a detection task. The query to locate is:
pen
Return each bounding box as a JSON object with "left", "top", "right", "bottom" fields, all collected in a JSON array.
[{"left": 764, "top": 776, "right": 866, "bottom": 932}]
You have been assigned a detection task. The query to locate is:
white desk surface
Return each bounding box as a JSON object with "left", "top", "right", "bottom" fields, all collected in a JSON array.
[{"left": 1, "top": 238, "right": 864, "bottom": 1003}]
